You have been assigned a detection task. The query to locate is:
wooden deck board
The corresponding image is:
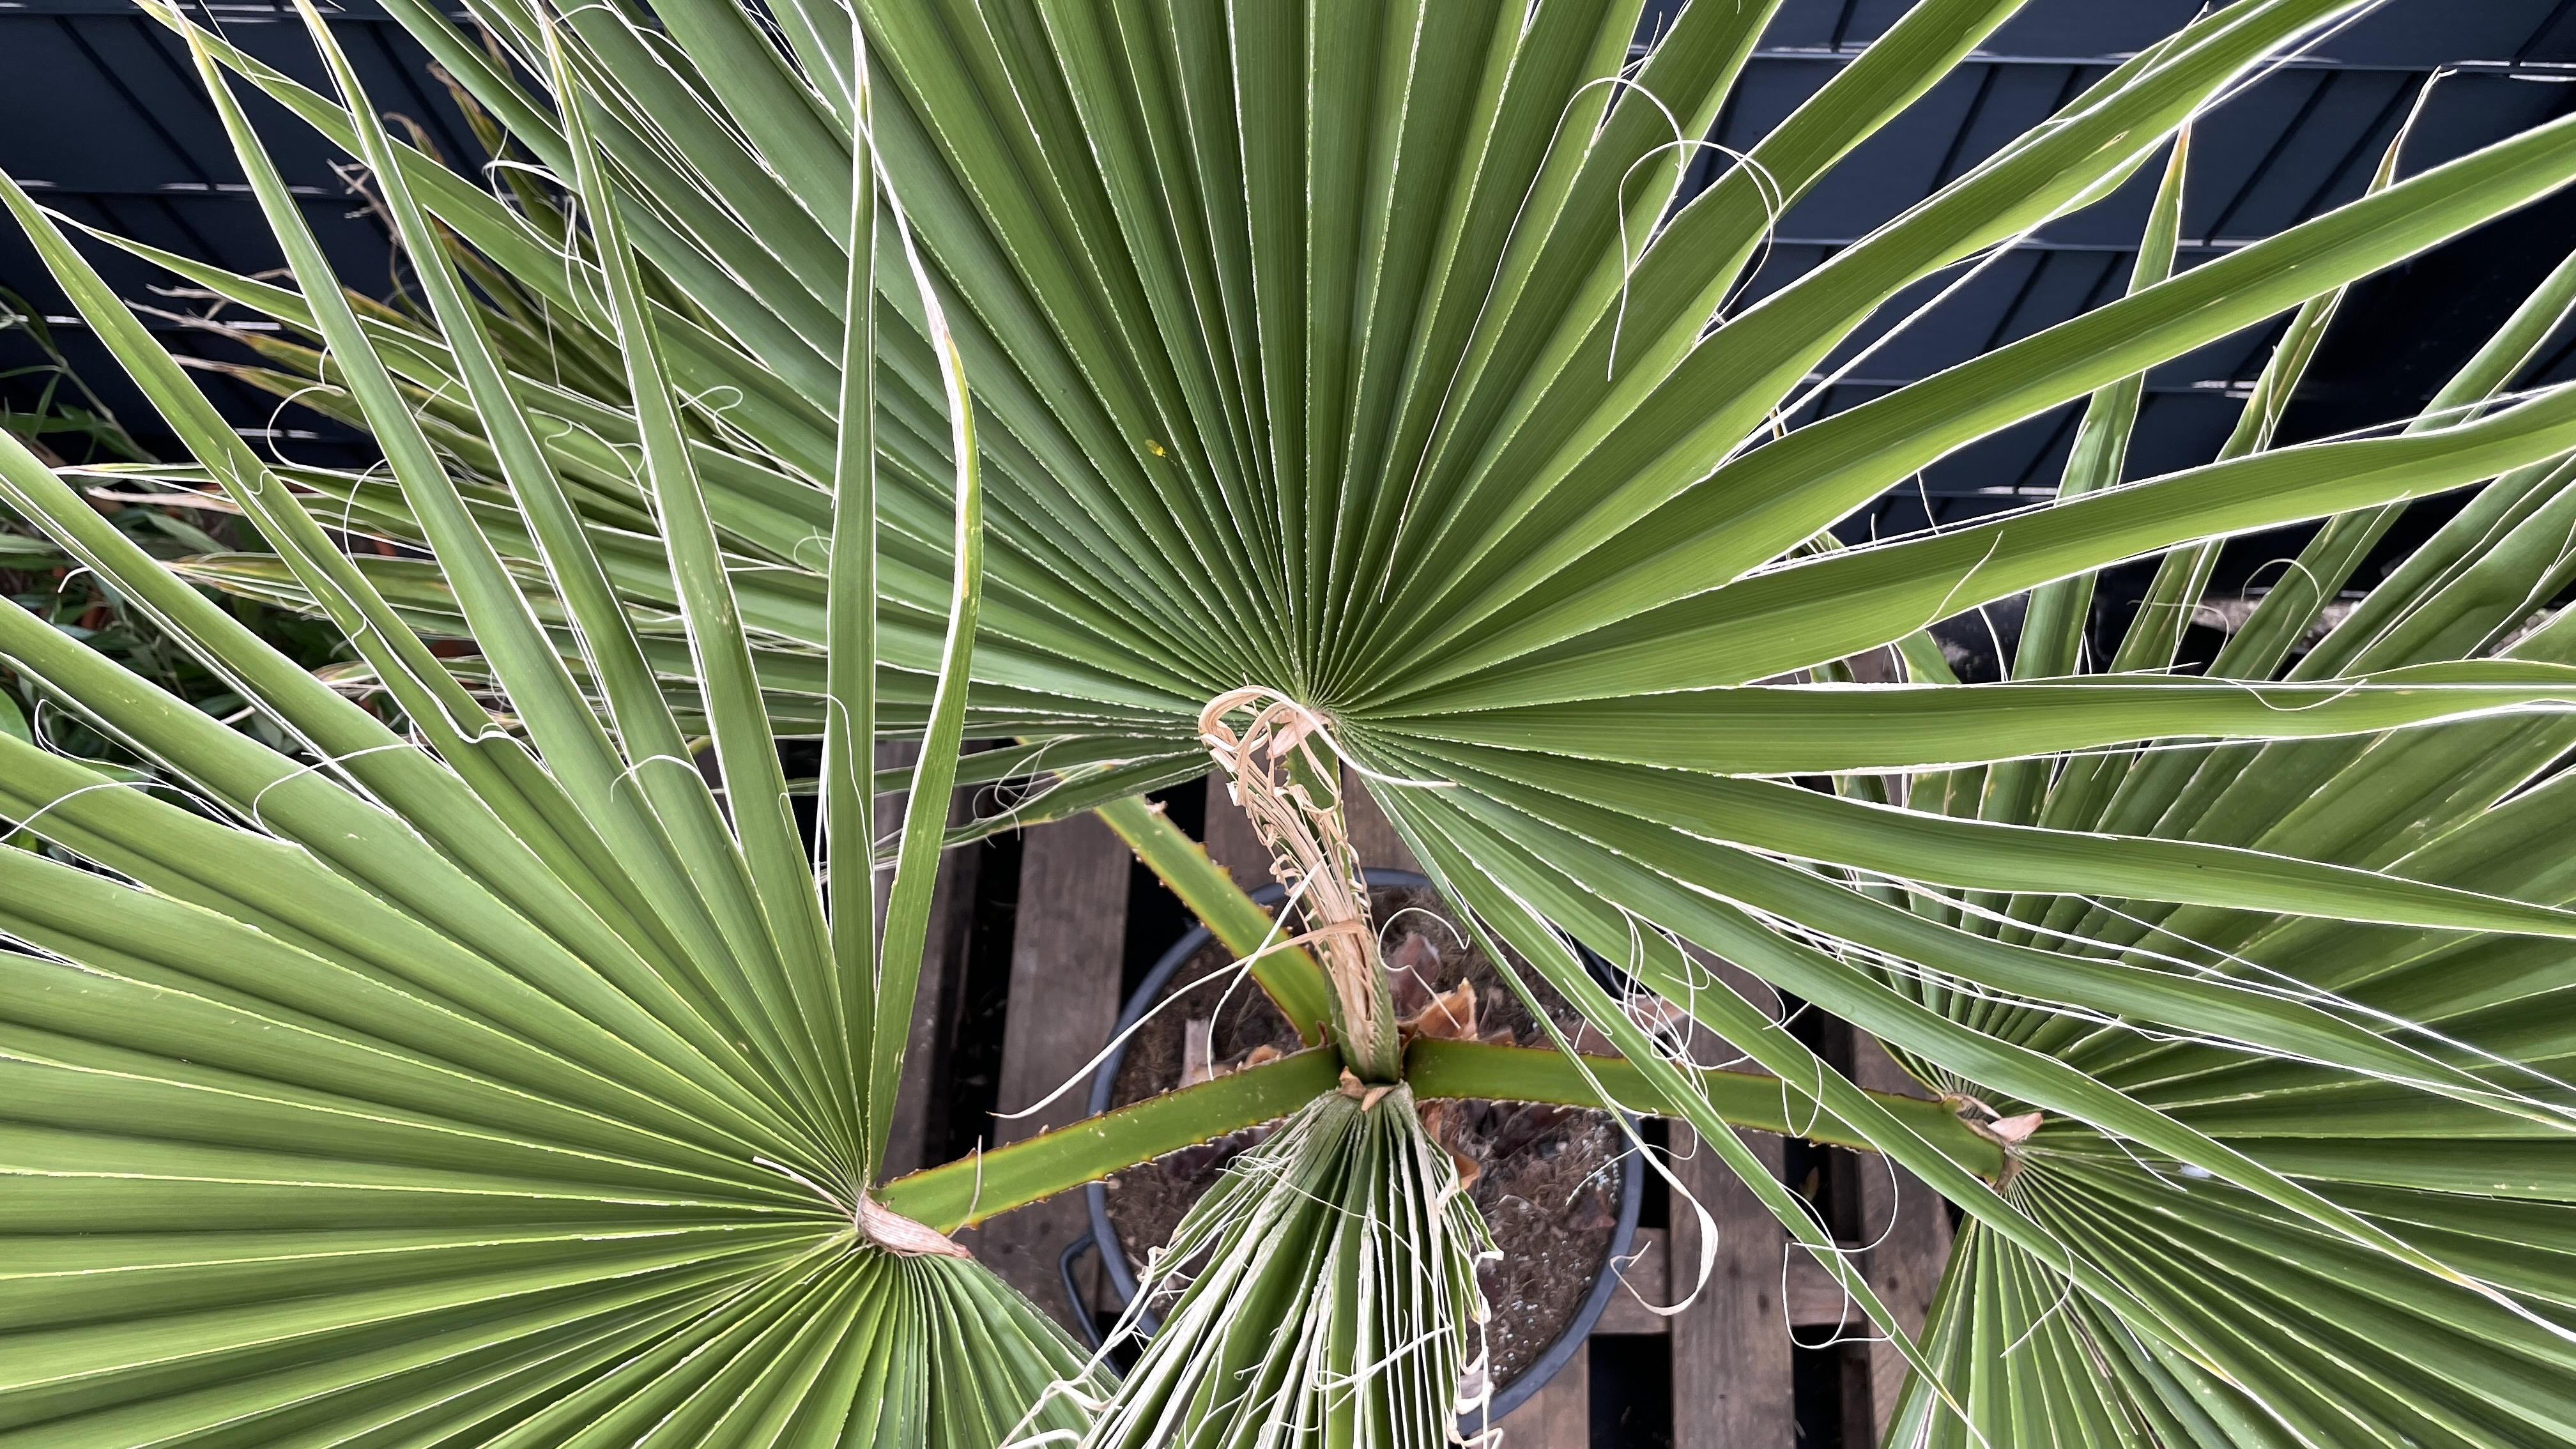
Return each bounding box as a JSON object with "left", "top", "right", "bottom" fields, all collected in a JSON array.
[
  {"left": 1201, "top": 772, "right": 1269, "bottom": 890},
  {"left": 1598, "top": 1228, "right": 1867, "bottom": 1338},
  {"left": 1508, "top": 1342, "right": 1591, "bottom": 1449},
  {"left": 1857, "top": 1034, "right": 1955, "bottom": 1442},
  {"left": 956, "top": 812, "right": 1132, "bottom": 1333},
  {"left": 1342, "top": 770, "right": 1422, "bottom": 874},
  {"left": 1671, "top": 1126, "right": 1795, "bottom": 1449},
  {"left": 878, "top": 742, "right": 981, "bottom": 1178}
]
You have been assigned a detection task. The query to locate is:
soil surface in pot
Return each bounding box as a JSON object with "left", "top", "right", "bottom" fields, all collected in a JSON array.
[{"left": 1103, "top": 885, "right": 1623, "bottom": 1384}]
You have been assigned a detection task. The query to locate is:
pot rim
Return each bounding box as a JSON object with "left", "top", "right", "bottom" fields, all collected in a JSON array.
[{"left": 1079, "top": 868, "right": 1645, "bottom": 1427}]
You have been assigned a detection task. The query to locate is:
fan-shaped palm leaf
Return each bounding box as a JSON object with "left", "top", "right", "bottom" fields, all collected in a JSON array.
[{"left": 0, "top": 6, "right": 1113, "bottom": 1443}]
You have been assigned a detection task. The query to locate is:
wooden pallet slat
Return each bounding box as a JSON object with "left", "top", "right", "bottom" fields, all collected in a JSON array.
[
  {"left": 1598, "top": 1227, "right": 1877, "bottom": 1339},
  {"left": 1857, "top": 1034, "right": 1956, "bottom": 1443},
  {"left": 1511, "top": 1343, "right": 1592, "bottom": 1449},
  {"left": 958, "top": 811, "right": 1133, "bottom": 1332},
  {"left": 1202, "top": 772, "right": 1269, "bottom": 889},
  {"left": 1341, "top": 771, "right": 1423, "bottom": 875},
  {"left": 1672, "top": 1126, "right": 1797, "bottom": 1449},
  {"left": 879, "top": 740, "right": 984, "bottom": 1179}
]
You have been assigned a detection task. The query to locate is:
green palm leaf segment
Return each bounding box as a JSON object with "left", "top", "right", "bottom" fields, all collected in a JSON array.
[{"left": 7, "top": 0, "right": 2576, "bottom": 1444}]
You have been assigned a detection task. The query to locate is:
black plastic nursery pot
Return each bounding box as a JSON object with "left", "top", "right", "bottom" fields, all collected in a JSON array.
[{"left": 1072, "top": 870, "right": 1643, "bottom": 1428}]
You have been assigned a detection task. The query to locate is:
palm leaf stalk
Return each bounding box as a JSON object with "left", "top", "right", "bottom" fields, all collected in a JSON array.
[{"left": 6, "top": 1, "right": 2576, "bottom": 1445}]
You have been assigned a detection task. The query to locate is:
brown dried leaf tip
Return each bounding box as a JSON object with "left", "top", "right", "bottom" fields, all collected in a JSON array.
[{"left": 1418, "top": 1098, "right": 1483, "bottom": 1192}]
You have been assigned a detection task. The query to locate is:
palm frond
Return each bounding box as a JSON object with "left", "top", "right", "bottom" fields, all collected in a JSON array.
[{"left": 0, "top": 4, "right": 1108, "bottom": 1441}]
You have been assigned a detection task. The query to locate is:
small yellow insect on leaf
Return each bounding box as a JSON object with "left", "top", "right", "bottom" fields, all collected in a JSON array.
[{"left": 1144, "top": 438, "right": 1167, "bottom": 457}]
